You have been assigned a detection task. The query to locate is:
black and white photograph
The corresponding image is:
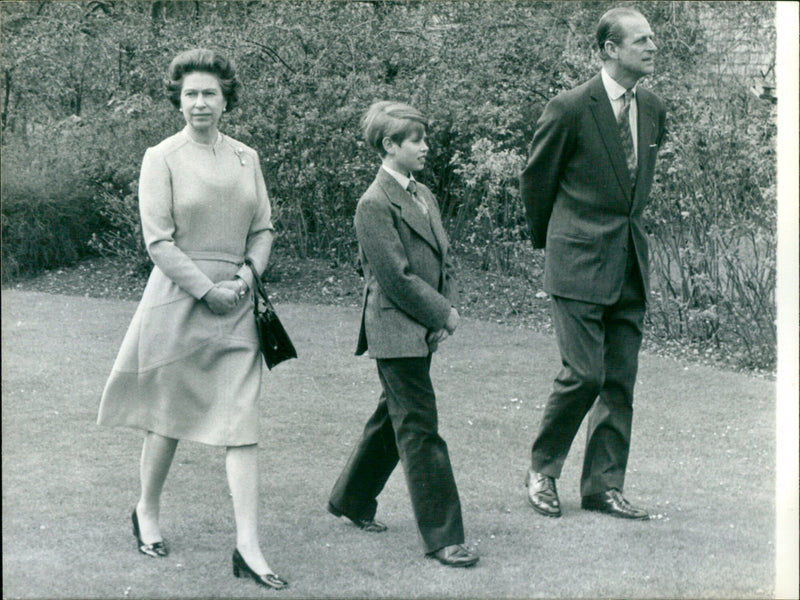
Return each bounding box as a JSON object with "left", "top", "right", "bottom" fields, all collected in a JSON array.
[{"left": 2, "top": 1, "right": 797, "bottom": 598}]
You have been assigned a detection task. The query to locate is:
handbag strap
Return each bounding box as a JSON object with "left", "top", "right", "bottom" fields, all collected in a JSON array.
[{"left": 244, "top": 259, "right": 273, "bottom": 314}]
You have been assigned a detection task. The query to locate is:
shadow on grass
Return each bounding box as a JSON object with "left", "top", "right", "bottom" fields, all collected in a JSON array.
[{"left": 1, "top": 291, "right": 776, "bottom": 599}]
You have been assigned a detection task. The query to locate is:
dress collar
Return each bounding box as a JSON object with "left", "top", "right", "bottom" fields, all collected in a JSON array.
[{"left": 182, "top": 126, "right": 224, "bottom": 148}]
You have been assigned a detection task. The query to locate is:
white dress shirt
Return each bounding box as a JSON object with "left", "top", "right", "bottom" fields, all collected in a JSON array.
[
  {"left": 382, "top": 164, "right": 412, "bottom": 189},
  {"left": 381, "top": 164, "right": 427, "bottom": 214}
]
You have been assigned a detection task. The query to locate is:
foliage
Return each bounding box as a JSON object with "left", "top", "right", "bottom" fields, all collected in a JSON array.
[
  {"left": 642, "top": 2, "right": 777, "bottom": 370},
  {"left": 0, "top": 128, "right": 106, "bottom": 280},
  {"left": 0, "top": 0, "right": 776, "bottom": 369},
  {"left": 0, "top": 181, "right": 103, "bottom": 282},
  {"left": 87, "top": 187, "right": 152, "bottom": 278},
  {"left": 451, "top": 137, "right": 527, "bottom": 274},
  {"left": 646, "top": 90, "right": 776, "bottom": 370}
]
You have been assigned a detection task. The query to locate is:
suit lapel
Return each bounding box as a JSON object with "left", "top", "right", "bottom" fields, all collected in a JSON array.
[
  {"left": 632, "top": 94, "right": 657, "bottom": 209},
  {"left": 419, "top": 186, "right": 448, "bottom": 256},
  {"left": 588, "top": 75, "right": 634, "bottom": 201},
  {"left": 377, "top": 170, "right": 441, "bottom": 253},
  {"left": 636, "top": 95, "right": 655, "bottom": 169}
]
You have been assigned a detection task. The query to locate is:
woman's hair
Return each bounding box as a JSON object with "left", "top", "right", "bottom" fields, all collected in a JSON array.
[
  {"left": 361, "top": 101, "right": 427, "bottom": 157},
  {"left": 165, "top": 48, "right": 240, "bottom": 111},
  {"left": 596, "top": 7, "right": 644, "bottom": 61}
]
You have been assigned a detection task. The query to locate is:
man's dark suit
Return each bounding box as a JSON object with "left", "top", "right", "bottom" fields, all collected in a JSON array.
[{"left": 521, "top": 72, "right": 666, "bottom": 497}]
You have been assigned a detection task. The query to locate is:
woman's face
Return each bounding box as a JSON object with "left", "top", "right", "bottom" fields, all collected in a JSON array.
[{"left": 180, "top": 71, "right": 226, "bottom": 134}]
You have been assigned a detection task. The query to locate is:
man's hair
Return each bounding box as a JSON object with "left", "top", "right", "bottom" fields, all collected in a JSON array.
[
  {"left": 361, "top": 101, "right": 427, "bottom": 157},
  {"left": 165, "top": 48, "right": 240, "bottom": 111},
  {"left": 596, "top": 7, "right": 645, "bottom": 61}
]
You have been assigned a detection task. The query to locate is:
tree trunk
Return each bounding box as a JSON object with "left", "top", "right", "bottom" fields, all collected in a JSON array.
[{"left": 1, "top": 69, "right": 11, "bottom": 130}]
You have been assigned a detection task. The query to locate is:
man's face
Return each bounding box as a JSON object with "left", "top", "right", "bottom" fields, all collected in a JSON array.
[{"left": 612, "top": 14, "right": 657, "bottom": 81}]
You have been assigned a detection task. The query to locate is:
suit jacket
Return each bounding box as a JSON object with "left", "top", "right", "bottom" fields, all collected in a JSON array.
[
  {"left": 355, "top": 168, "right": 457, "bottom": 358},
  {"left": 520, "top": 72, "right": 666, "bottom": 304}
]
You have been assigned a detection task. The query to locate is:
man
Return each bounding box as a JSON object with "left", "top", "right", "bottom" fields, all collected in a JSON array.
[{"left": 520, "top": 7, "right": 665, "bottom": 520}]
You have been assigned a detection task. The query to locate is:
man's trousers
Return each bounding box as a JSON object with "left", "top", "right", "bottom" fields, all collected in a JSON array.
[{"left": 531, "top": 252, "right": 646, "bottom": 497}]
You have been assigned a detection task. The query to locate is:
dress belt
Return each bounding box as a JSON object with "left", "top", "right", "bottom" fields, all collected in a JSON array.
[{"left": 184, "top": 250, "right": 244, "bottom": 265}]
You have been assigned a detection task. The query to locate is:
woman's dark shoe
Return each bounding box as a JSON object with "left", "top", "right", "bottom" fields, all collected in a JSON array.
[
  {"left": 232, "top": 549, "right": 288, "bottom": 590},
  {"left": 131, "top": 509, "right": 169, "bottom": 558}
]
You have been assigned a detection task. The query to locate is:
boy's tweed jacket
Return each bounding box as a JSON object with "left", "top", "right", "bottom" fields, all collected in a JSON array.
[{"left": 355, "top": 167, "right": 456, "bottom": 358}]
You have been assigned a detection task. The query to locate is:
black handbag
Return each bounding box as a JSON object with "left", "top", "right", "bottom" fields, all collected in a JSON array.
[{"left": 245, "top": 260, "right": 297, "bottom": 369}]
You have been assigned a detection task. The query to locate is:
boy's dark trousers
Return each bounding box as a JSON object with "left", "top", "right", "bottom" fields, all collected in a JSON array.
[{"left": 328, "top": 355, "right": 465, "bottom": 554}]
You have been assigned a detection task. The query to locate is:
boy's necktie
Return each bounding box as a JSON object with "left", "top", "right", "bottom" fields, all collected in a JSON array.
[
  {"left": 618, "top": 89, "right": 637, "bottom": 186},
  {"left": 407, "top": 180, "right": 428, "bottom": 214}
]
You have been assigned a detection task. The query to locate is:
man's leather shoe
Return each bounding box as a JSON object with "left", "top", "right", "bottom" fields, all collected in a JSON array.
[
  {"left": 327, "top": 502, "right": 388, "bottom": 532},
  {"left": 428, "top": 544, "right": 479, "bottom": 568},
  {"left": 525, "top": 468, "right": 561, "bottom": 517},
  {"left": 581, "top": 489, "right": 649, "bottom": 520}
]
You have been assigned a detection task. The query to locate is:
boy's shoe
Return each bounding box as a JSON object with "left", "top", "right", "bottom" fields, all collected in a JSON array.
[
  {"left": 327, "top": 501, "right": 388, "bottom": 532},
  {"left": 428, "top": 544, "right": 479, "bottom": 568}
]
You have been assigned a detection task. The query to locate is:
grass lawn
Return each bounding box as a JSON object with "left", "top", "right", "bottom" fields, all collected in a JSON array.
[{"left": 1, "top": 290, "right": 777, "bottom": 599}]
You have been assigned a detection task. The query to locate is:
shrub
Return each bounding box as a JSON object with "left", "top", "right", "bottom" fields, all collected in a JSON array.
[
  {"left": 450, "top": 137, "right": 528, "bottom": 274},
  {"left": 646, "top": 89, "right": 776, "bottom": 371},
  {"left": 0, "top": 134, "right": 107, "bottom": 281},
  {"left": 1, "top": 188, "right": 104, "bottom": 282},
  {"left": 0, "top": 1, "right": 776, "bottom": 371},
  {"left": 87, "top": 187, "right": 152, "bottom": 278}
]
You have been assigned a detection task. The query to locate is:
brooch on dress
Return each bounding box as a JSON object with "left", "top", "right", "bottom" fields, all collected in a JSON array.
[{"left": 233, "top": 146, "right": 246, "bottom": 166}]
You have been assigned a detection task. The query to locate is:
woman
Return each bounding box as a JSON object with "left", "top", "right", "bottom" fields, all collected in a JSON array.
[{"left": 97, "top": 48, "right": 287, "bottom": 590}]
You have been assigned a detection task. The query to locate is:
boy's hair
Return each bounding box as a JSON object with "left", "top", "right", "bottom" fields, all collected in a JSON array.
[
  {"left": 361, "top": 101, "right": 427, "bottom": 157},
  {"left": 165, "top": 48, "right": 240, "bottom": 111}
]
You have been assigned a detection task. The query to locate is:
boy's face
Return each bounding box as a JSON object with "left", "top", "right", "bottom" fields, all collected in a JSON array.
[{"left": 383, "top": 131, "right": 428, "bottom": 175}]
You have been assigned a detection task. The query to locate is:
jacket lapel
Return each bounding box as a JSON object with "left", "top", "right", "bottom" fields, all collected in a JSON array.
[
  {"left": 418, "top": 186, "right": 448, "bottom": 256},
  {"left": 588, "top": 74, "right": 634, "bottom": 201},
  {"left": 377, "top": 170, "right": 441, "bottom": 253},
  {"left": 636, "top": 95, "right": 655, "bottom": 168},
  {"left": 632, "top": 94, "right": 657, "bottom": 209}
]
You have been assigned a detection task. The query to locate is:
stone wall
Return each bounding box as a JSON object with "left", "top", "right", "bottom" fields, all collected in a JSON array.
[{"left": 697, "top": 2, "right": 776, "bottom": 101}]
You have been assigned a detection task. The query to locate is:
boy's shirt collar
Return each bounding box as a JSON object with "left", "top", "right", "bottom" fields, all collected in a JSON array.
[{"left": 381, "top": 164, "right": 416, "bottom": 191}]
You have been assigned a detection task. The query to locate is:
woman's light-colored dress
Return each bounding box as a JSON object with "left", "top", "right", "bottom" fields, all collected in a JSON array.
[{"left": 97, "top": 128, "right": 274, "bottom": 446}]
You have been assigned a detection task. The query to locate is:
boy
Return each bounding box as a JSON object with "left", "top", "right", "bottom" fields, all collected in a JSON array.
[{"left": 327, "top": 101, "right": 478, "bottom": 568}]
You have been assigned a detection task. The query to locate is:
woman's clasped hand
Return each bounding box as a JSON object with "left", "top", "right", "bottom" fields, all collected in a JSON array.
[{"left": 204, "top": 280, "right": 247, "bottom": 314}]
